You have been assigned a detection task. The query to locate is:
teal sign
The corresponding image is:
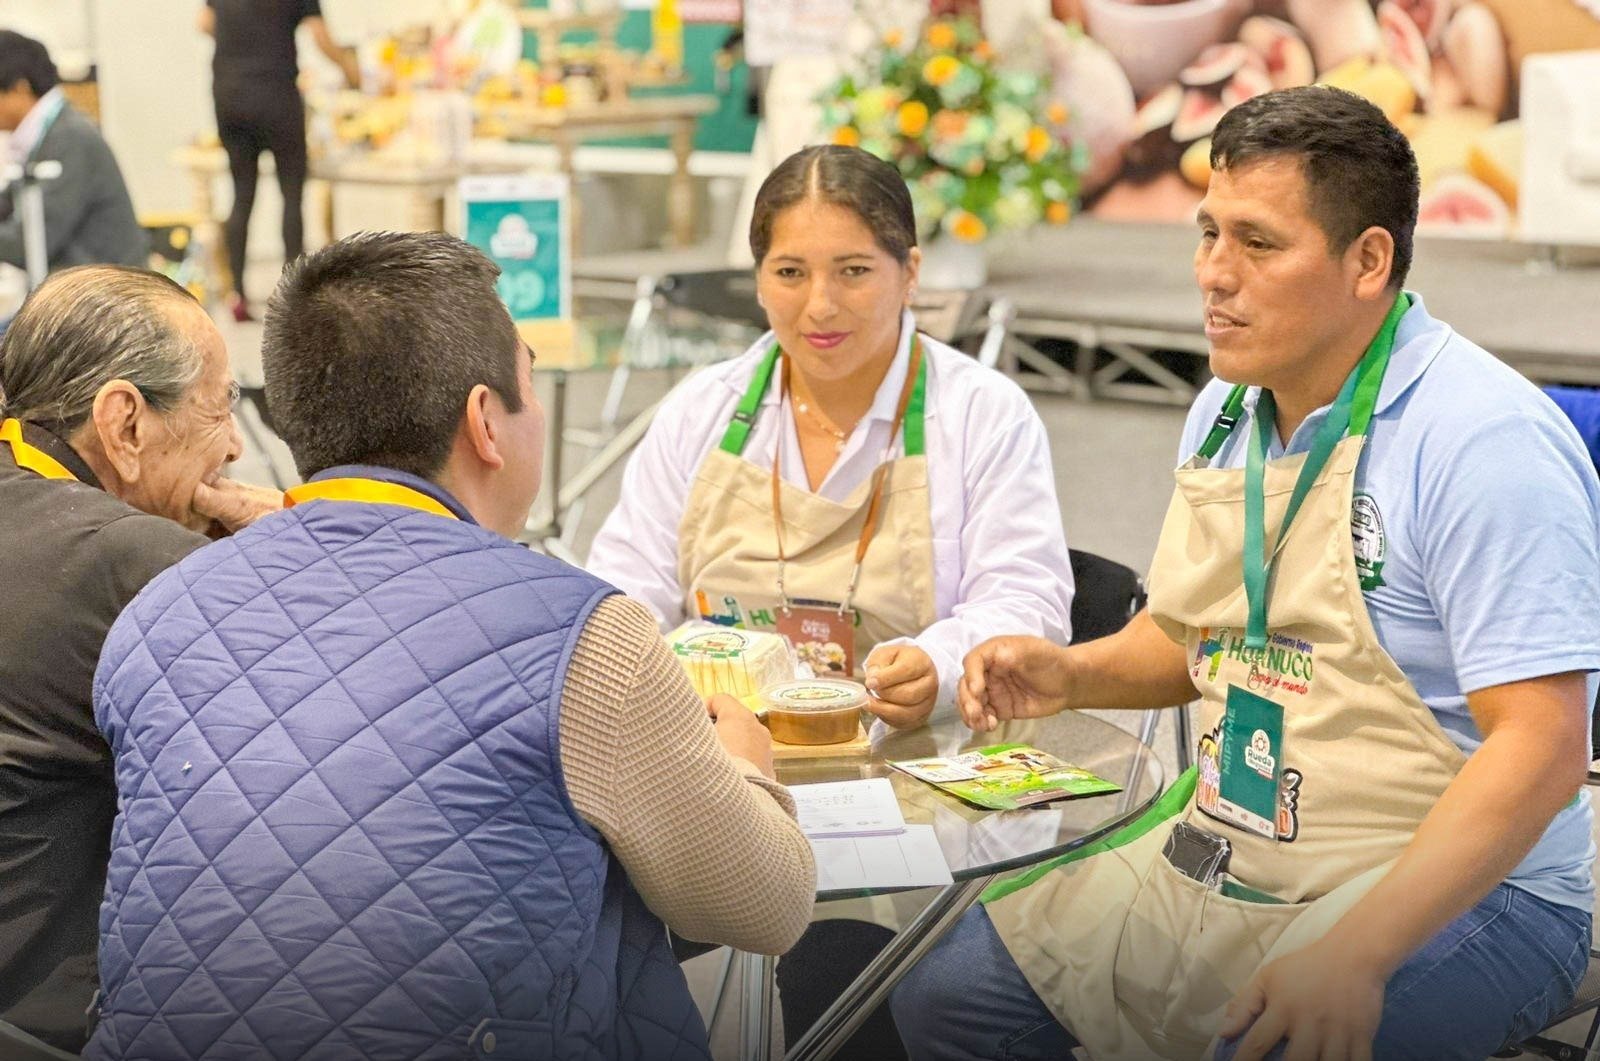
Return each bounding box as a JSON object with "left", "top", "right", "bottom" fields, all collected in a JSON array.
[{"left": 459, "top": 174, "right": 570, "bottom": 322}]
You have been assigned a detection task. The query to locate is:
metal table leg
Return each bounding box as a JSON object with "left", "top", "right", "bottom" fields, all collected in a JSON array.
[
  {"left": 784, "top": 874, "right": 997, "bottom": 1061},
  {"left": 740, "top": 951, "right": 777, "bottom": 1061}
]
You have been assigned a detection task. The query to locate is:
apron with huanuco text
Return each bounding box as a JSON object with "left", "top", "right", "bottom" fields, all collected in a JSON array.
[
  {"left": 985, "top": 296, "right": 1470, "bottom": 1060},
  {"left": 676, "top": 339, "right": 938, "bottom": 675}
]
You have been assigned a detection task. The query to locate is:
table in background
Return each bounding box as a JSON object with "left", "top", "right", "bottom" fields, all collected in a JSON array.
[{"left": 740, "top": 711, "right": 1165, "bottom": 1061}]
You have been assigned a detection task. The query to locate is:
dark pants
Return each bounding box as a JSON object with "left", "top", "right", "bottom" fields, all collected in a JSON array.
[{"left": 215, "top": 81, "right": 307, "bottom": 300}]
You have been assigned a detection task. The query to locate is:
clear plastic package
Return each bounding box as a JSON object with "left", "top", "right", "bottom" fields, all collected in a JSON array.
[{"left": 667, "top": 623, "right": 796, "bottom": 711}]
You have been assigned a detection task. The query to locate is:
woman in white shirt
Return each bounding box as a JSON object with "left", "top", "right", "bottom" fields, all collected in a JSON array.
[{"left": 587, "top": 144, "right": 1073, "bottom": 728}]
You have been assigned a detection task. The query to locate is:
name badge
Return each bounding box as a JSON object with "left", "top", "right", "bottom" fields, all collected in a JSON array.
[
  {"left": 1215, "top": 684, "right": 1284, "bottom": 840},
  {"left": 776, "top": 604, "right": 858, "bottom": 677}
]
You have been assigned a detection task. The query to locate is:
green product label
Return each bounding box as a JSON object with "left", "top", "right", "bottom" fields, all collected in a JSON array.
[{"left": 1217, "top": 684, "right": 1284, "bottom": 839}]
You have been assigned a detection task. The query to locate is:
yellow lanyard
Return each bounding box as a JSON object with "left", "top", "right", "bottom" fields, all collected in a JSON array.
[
  {"left": 0, "top": 418, "right": 79, "bottom": 481},
  {"left": 283, "top": 477, "right": 458, "bottom": 520}
]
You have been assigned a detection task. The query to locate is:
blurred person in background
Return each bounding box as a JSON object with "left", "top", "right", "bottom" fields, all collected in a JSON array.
[
  {"left": 199, "top": 0, "right": 357, "bottom": 322},
  {"left": 0, "top": 31, "right": 145, "bottom": 276}
]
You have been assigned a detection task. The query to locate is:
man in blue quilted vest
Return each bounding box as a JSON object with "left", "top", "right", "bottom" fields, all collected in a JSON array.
[{"left": 89, "top": 231, "right": 817, "bottom": 1061}]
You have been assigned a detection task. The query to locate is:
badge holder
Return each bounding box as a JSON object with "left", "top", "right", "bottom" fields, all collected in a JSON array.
[{"left": 1214, "top": 685, "right": 1285, "bottom": 840}]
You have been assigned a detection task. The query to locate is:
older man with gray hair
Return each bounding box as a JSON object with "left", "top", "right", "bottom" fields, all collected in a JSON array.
[{"left": 0, "top": 265, "right": 277, "bottom": 1056}]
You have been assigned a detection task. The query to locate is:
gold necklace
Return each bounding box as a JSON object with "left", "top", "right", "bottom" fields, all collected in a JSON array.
[{"left": 793, "top": 397, "right": 850, "bottom": 452}]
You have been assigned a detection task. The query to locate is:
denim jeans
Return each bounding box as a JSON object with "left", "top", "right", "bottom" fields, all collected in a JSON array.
[
  {"left": 1215, "top": 883, "right": 1592, "bottom": 1061},
  {"left": 892, "top": 883, "right": 1590, "bottom": 1060},
  {"left": 890, "top": 903, "right": 1077, "bottom": 1060}
]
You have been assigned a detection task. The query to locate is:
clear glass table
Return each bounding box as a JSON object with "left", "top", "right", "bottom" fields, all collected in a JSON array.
[{"left": 735, "top": 709, "right": 1168, "bottom": 1061}]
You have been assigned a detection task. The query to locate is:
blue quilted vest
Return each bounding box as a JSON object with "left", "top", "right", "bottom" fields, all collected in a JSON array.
[{"left": 89, "top": 469, "right": 710, "bottom": 1061}]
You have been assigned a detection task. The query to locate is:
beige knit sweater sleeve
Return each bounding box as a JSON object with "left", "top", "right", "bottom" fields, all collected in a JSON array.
[{"left": 558, "top": 595, "right": 817, "bottom": 955}]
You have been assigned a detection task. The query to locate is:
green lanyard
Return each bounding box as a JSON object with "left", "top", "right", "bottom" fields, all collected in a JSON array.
[{"left": 1204, "top": 294, "right": 1409, "bottom": 650}]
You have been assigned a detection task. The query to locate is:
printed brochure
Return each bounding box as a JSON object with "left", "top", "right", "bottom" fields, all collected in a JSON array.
[{"left": 890, "top": 743, "right": 1121, "bottom": 810}]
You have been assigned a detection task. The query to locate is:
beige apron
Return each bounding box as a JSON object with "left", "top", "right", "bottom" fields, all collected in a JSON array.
[
  {"left": 987, "top": 301, "right": 1469, "bottom": 1060},
  {"left": 677, "top": 339, "right": 942, "bottom": 932},
  {"left": 675, "top": 340, "right": 938, "bottom": 669}
]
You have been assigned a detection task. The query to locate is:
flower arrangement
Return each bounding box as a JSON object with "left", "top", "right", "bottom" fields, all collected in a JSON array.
[{"left": 820, "top": 17, "right": 1083, "bottom": 245}]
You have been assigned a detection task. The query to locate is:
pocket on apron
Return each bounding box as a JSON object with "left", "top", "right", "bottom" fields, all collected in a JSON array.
[{"left": 1114, "top": 846, "right": 1310, "bottom": 1053}]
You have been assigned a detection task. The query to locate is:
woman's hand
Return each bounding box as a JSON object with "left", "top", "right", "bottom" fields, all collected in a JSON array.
[
  {"left": 864, "top": 644, "right": 940, "bottom": 728},
  {"left": 958, "top": 636, "right": 1075, "bottom": 732}
]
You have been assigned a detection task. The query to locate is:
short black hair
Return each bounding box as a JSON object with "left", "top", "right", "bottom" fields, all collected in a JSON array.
[
  {"left": 750, "top": 145, "right": 917, "bottom": 265},
  {"left": 0, "top": 31, "right": 59, "bottom": 97},
  {"left": 1210, "top": 86, "right": 1419, "bottom": 289},
  {"left": 262, "top": 231, "right": 522, "bottom": 481}
]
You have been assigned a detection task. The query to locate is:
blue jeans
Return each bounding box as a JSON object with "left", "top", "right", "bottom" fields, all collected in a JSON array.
[
  {"left": 892, "top": 884, "right": 1590, "bottom": 1060},
  {"left": 890, "top": 903, "right": 1077, "bottom": 1060},
  {"left": 1215, "top": 883, "right": 1592, "bottom": 1061}
]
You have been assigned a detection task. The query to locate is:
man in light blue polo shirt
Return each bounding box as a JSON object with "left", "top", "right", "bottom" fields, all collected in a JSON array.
[
  {"left": 894, "top": 85, "right": 1600, "bottom": 1061},
  {"left": 1181, "top": 292, "right": 1600, "bottom": 921}
]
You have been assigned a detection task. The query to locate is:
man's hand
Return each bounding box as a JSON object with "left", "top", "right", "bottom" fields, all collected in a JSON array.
[
  {"left": 864, "top": 644, "right": 939, "bottom": 728},
  {"left": 708, "top": 694, "right": 775, "bottom": 780},
  {"left": 192, "top": 477, "right": 283, "bottom": 536},
  {"left": 958, "top": 635, "right": 1074, "bottom": 732},
  {"left": 1218, "top": 939, "right": 1386, "bottom": 1061}
]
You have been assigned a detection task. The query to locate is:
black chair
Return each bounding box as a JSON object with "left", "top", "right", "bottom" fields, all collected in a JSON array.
[
  {"left": 1068, "top": 547, "right": 1145, "bottom": 644},
  {"left": 1068, "top": 548, "right": 1192, "bottom": 773}
]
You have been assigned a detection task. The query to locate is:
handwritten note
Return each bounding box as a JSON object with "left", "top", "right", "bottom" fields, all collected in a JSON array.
[{"left": 790, "top": 778, "right": 906, "bottom": 838}]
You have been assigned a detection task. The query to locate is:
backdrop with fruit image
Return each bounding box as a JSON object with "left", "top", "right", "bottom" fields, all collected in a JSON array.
[{"left": 1047, "top": 0, "right": 1600, "bottom": 239}]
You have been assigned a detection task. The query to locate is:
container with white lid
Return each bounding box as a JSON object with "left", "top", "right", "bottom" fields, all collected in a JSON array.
[{"left": 761, "top": 678, "right": 868, "bottom": 745}]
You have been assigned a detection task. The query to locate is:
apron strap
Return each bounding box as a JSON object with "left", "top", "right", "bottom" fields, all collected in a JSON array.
[
  {"left": 719, "top": 343, "right": 781, "bottom": 456},
  {"left": 717, "top": 339, "right": 930, "bottom": 458},
  {"left": 1196, "top": 385, "right": 1248, "bottom": 462},
  {"left": 982, "top": 766, "right": 1199, "bottom": 904},
  {"left": 903, "top": 352, "right": 928, "bottom": 458}
]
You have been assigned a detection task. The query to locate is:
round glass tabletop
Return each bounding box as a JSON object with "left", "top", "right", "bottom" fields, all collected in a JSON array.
[{"left": 776, "top": 711, "right": 1167, "bottom": 901}]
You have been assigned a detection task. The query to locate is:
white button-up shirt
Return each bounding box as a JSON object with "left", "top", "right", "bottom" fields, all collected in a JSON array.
[{"left": 586, "top": 311, "right": 1075, "bottom": 714}]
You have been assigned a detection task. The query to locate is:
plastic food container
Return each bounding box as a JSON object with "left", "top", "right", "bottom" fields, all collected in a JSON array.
[
  {"left": 762, "top": 679, "right": 869, "bottom": 745},
  {"left": 668, "top": 623, "right": 796, "bottom": 711}
]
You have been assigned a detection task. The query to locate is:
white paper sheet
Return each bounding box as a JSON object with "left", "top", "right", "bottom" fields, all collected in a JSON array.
[
  {"left": 811, "top": 824, "right": 954, "bottom": 892},
  {"left": 790, "top": 778, "right": 906, "bottom": 838}
]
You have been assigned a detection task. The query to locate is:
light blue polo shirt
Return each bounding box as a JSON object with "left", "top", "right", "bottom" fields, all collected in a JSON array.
[{"left": 1178, "top": 293, "right": 1600, "bottom": 913}]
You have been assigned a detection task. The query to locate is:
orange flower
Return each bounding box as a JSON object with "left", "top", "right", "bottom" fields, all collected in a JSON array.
[
  {"left": 926, "top": 21, "right": 958, "bottom": 51},
  {"left": 949, "top": 210, "right": 987, "bottom": 243},
  {"left": 1046, "top": 201, "right": 1072, "bottom": 225},
  {"left": 932, "top": 109, "right": 969, "bottom": 140},
  {"left": 833, "top": 125, "right": 860, "bottom": 147},
  {"left": 884, "top": 28, "right": 904, "bottom": 48},
  {"left": 897, "top": 100, "right": 930, "bottom": 137},
  {"left": 1024, "top": 125, "right": 1052, "bottom": 162},
  {"left": 1046, "top": 101, "right": 1069, "bottom": 125},
  {"left": 923, "top": 55, "right": 962, "bottom": 87},
  {"left": 974, "top": 41, "right": 994, "bottom": 61}
]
